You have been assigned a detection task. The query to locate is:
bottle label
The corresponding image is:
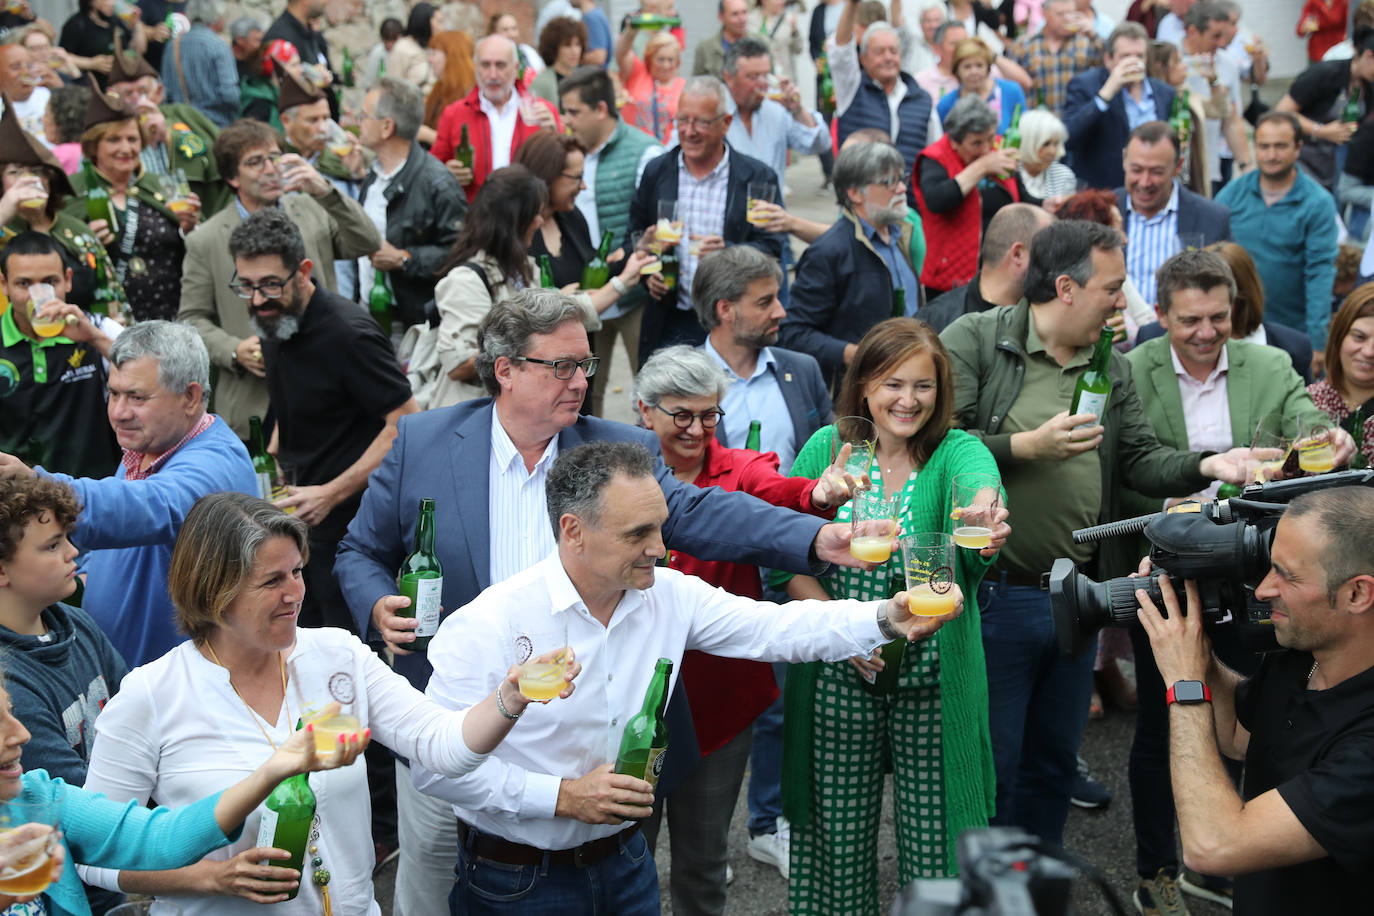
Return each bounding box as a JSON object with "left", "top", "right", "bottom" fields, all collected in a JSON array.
[
  {"left": 1072, "top": 391, "right": 1109, "bottom": 430},
  {"left": 643, "top": 745, "right": 666, "bottom": 790},
  {"left": 415, "top": 577, "right": 443, "bottom": 637},
  {"left": 255, "top": 807, "right": 278, "bottom": 857},
  {"left": 255, "top": 472, "right": 273, "bottom": 502}
]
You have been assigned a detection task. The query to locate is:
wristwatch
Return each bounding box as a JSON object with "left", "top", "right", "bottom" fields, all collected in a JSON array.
[{"left": 1166, "top": 680, "right": 1212, "bottom": 706}]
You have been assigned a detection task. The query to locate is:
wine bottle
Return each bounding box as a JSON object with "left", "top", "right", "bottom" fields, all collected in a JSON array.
[
  {"left": 1069, "top": 326, "right": 1115, "bottom": 430},
  {"left": 539, "top": 254, "right": 556, "bottom": 289},
  {"left": 249, "top": 416, "right": 277, "bottom": 502},
  {"left": 81, "top": 159, "right": 118, "bottom": 236},
  {"left": 256, "top": 730, "right": 315, "bottom": 902},
  {"left": 580, "top": 229, "right": 615, "bottom": 290},
  {"left": 368, "top": 269, "right": 392, "bottom": 335},
  {"left": 891, "top": 287, "right": 906, "bottom": 319},
  {"left": 397, "top": 498, "right": 443, "bottom": 651},
  {"left": 614, "top": 659, "right": 672, "bottom": 789},
  {"left": 745, "top": 420, "right": 762, "bottom": 451}
]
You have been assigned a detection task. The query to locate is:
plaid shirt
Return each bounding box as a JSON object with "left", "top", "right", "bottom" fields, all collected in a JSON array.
[
  {"left": 1010, "top": 31, "right": 1103, "bottom": 116},
  {"left": 121, "top": 412, "right": 215, "bottom": 480},
  {"left": 675, "top": 149, "right": 730, "bottom": 313}
]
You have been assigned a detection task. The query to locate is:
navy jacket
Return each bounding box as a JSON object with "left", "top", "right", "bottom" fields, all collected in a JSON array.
[
  {"left": 1112, "top": 185, "right": 1232, "bottom": 246},
  {"left": 778, "top": 210, "right": 897, "bottom": 389},
  {"left": 711, "top": 346, "right": 835, "bottom": 454},
  {"left": 1063, "top": 68, "right": 1174, "bottom": 190},
  {"left": 1135, "top": 320, "right": 1314, "bottom": 384},
  {"left": 838, "top": 69, "right": 933, "bottom": 201},
  {"left": 335, "top": 399, "right": 827, "bottom": 693},
  {"left": 627, "top": 144, "right": 784, "bottom": 357}
]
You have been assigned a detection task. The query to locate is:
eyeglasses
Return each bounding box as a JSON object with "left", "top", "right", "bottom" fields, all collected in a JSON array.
[
  {"left": 229, "top": 264, "right": 300, "bottom": 300},
  {"left": 241, "top": 151, "right": 283, "bottom": 171},
  {"left": 871, "top": 175, "right": 905, "bottom": 189},
  {"left": 674, "top": 114, "right": 726, "bottom": 131},
  {"left": 513, "top": 355, "right": 600, "bottom": 379},
  {"left": 654, "top": 404, "right": 725, "bottom": 429}
]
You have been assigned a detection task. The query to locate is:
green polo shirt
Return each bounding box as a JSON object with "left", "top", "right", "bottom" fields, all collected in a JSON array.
[
  {"left": 0, "top": 307, "right": 119, "bottom": 479},
  {"left": 996, "top": 317, "right": 1102, "bottom": 575}
]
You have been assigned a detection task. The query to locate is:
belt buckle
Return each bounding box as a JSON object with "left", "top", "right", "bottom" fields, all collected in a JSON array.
[
  {"left": 571, "top": 841, "right": 595, "bottom": 868},
  {"left": 1039, "top": 572, "right": 1050, "bottom": 591}
]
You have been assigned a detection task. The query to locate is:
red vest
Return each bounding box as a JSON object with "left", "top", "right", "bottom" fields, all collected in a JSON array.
[{"left": 914, "top": 134, "right": 1018, "bottom": 292}]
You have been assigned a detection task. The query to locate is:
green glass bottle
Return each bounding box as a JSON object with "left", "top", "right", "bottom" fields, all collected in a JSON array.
[
  {"left": 1215, "top": 483, "right": 1243, "bottom": 499},
  {"left": 1178, "top": 89, "right": 1193, "bottom": 145},
  {"left": 581, "top": 229, "right": 615, "bottom": 289},
  {"left": 745, "top": 420, "right": 762, "bottom": 451},
  {"left": 81, "top": 159, "right": 118, "bottom": 236},
  {"left": 1035, "top": 88, "right": 1047, "bottom": 109},
  {"left": 397, "top": 497, "right": 443, "bottom": 651},
  {"left": 377, "top": 56, "right": 387, "bottom": 79},
  {"left": 368, "top": 269, "right": 392, "bottom": 335},
  {"left": 249, "top": 415, "right": 278, "bottom": 502},
  {"left": 659, "top": 250, "right": 679, "bottom": 291},
  {"left": 614, "top": 658, "right": 672, "bottom": 789},
  {"left": 455, "top": 124, "right": 475, "bottom": 171},
  {"left": 342, "top": 47, "right": 355, "bottom": 87},
  {"left": 1002, "top": 103, "right": 1023, "bottom": 151},
  {"left": 861, "top": 575, "right": 906, "bottom": 697},
  {"left": 630, "top": 13, "right": 682, "bottom": 29},
  {"left": 1347, "top": 407, "right": 1367, "bottom": 469},
  {"left": 539, "top": 254, "right": 556, "bottom": 289},
  {"left": 256, "top": 733, "right": 315, "bottom": 902},
  {"left": 891, "top": 287, "right": 906, "bottom": 319},
  {"left": 1070, "top": 326, "right": 1115, "bottom": 429},
  {"left": 1344, "top": 84, "right": 1362, "bottom": 123},
  {"left": 817, "top": 55, "right": 835, "bottom": 119}
]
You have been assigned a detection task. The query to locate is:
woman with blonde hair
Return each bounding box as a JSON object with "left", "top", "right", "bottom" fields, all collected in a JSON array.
[
  {"left": 615, "top": 23, "right": 684, "bottom": 144},
  {"left": 935, "top": 37, "right": 1026, "bottom": 132},
  {"left": 1014, "top": 108, "right": 1077, "bottom": 203}
]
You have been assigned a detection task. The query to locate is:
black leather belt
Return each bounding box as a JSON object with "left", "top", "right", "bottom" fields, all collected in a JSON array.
[
  {"left": 456, "top": 820, "right": 640, "bottom": 868},
  {"left": 995, "top": 568, "right": 1050, "bottom": 590}
]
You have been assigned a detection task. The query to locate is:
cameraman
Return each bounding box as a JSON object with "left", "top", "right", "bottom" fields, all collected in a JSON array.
[{"left": 1136, "top": 486, "right": 1374, "bottom": 916}]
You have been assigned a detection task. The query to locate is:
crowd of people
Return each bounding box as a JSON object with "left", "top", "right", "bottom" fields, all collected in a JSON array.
[{"left": 0, "top": 0, "right": 1372, "bottom": 915}]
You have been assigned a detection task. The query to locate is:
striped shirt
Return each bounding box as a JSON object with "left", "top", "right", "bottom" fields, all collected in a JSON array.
[
  {"left": 1124, "top": 182, "right": 1181, "bottom": 306},
  {"left": 676, "top": 151, "right": 730, "bottom": 313},
  {"left": 488, "top": 409, "right": 560, "bottom": 587}
]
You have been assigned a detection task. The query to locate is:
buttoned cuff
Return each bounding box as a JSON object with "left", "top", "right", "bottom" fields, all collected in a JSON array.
[
  {"left": 521, "top": 772, "right": 563, "bottom": 819},
  {"left": 847, "top": 601, "right": 889, "bottom": 655}
]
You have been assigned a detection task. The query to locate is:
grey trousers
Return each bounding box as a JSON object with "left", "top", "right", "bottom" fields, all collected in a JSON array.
[
  {"left": 393, "top": 760, "right": 458, "bottom": 916},
  {"left": 641, "top": 727, "right": 753, "bottom": 916}
]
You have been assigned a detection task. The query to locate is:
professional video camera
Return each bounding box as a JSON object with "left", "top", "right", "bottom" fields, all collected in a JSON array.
[
  {"left": 892, "top": 827, "right": 1125, "bottom": 916},
  {"left": 1047, "top": 470, "right": 1374, "bottom": 657}
]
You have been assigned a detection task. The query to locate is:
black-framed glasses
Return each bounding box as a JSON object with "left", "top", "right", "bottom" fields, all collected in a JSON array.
[
  {"left": 229, "top": 264, "right": 300, "bottom": 300},
  {"left": 513, "top": 355, "right": 600, "bottom": 379},
  {"left": 654, "top": 404, "right": 724, "bottom": 429}
]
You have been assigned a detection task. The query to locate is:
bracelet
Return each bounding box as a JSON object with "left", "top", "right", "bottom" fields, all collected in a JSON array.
[
  {"left": 495, "top": 685, "right": 523, "bottom": 720},
  {"left": 610, "top": 276, "right": 629, "bottom": 295},
  {"left": 877, "top": 602, "right": 899, "bottom": 640}
]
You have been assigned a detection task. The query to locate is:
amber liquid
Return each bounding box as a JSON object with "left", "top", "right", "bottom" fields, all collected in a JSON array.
[
  {"left": 308, "top": 714, "right": 360, "bottom": 754},
  {"left": 1298, "top": 443, "right": 1335, "bottom": 473},
  {"left": 849, "top": 535, "right": 893, "bottom": 563},
  {"left": 0, "top": 832, "right": 53, "bottom": 896},
  {"left": 953, "top": 526, "right": 992, "bottom": 549},
  {"left": 907, "top": 582, "right": 956, "bottom": 617},
  {"left": 517, "top": 662, "right": 566, "bottom": 701},
  {"left": 746, "top": 199, "right": 769, "bottom": 227}
]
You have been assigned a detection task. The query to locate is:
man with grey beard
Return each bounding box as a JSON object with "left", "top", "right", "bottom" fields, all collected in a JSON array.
[{"left": 228, "top": 207, "right": 418, "bottom": 633}]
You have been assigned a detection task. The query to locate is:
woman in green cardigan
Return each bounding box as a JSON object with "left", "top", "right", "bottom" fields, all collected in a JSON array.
[{"left": 773, "top": 318, "right": 1009, "bottom": 915}]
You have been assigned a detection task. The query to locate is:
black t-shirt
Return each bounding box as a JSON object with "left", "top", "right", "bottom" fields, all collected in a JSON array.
[
  {"left": 530, "top": 209, "right": 595, "bottom": 289},
  {"left": 58, "top": 12, "right": 132, "bottom": 87},
  {"left": 1288, "top": 59, "right": 1369, "bottom": 123},
  {"left": 263, "top": 286, "right": 412, "bottom": 537},
  {"left": 1233, "top": 650, "right": 1374, "bottom": 916},
  {"left": 0, "top": 318, "right": 120, "bottom": 479}
]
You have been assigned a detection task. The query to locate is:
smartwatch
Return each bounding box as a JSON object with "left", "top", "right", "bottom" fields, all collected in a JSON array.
[{"left": 1166, "top": 680, "right": 1212, "bottom": 706}]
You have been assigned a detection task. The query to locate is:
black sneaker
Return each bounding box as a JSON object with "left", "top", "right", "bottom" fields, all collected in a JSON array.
[
  {"left": 1070, "top": 755, "right": 1111, "bottom": 809},
  {"left": 1178, "top": 866, "right": 1233, "bottom": 909}
]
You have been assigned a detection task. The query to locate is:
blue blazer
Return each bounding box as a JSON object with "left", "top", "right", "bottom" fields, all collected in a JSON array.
[
  {"left": 711, "top": 346, "right": 835, "bottom": 455},
  {"left": 1135, "top": 320, "right": 1314, "bottom": 384},
  {"left": 1063, "top": 68, "right": 1174, "bottom": 190},
  {"left": 1112, "top": 186, "right": 1232, "bottom": 247},
  {"left": 334, "top": 399, "right": 827, "bottom": 691}
]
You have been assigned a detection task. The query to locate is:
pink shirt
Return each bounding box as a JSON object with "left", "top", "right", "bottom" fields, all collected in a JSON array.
[{"left": 1172, "top": 344, "right": 1231, "bottom": 500}]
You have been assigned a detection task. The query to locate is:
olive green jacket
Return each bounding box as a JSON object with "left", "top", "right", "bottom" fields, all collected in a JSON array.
[{"left": 939, "top": 302, "right": 1210, "bottom": 577}]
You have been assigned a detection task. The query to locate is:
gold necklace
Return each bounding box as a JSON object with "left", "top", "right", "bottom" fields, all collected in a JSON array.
[{"left": 203, "top": 641, "right": 288, "bottom": 749}]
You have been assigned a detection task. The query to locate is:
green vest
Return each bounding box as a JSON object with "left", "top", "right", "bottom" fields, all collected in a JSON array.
[{"left": 594, "top": 120, "right": 658, "bottom": 244}]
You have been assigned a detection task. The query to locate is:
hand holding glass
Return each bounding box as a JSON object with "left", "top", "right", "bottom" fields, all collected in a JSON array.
[
  {"left": 0, "top": 801, "right": 60, "bottom": 896},
  {"left": 951, "top": 472, "right": 1004, "bottom": 550},
  {"left": 850, "top": 487, "right": 899, "bottom": 563},
  {"left": 901, "top": 532, "right": 957, "bottom": 617},
  {"left": 1296, "top": 415, "right": 1336, "bottom": 474},
  {"left": 509, "top": 615, "right": 573, "bottom": 702},
  {"left": 287, "top": 646, "right": 359, "bottom": 756},
  {"left": 26, "top": 283, "right": 68, "bottom": 339},
  {"left": 746, "top": 181, "right": 776, "bottom": 227},
  {"left": 1250, "top": 411, "right": 1291, "bottom": 482}
]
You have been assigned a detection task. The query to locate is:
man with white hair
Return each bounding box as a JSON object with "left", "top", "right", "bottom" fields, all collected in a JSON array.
[
  {"left": 430, "top": 33, "right": 561, "bottom": 204},
  {"left": 159, "top": 0, "right": 240, "bottom": 127}
]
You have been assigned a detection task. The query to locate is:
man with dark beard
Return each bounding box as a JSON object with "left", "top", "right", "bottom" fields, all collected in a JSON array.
[{"left": 228, "top": 207, "right": 417, "bottom": 633}]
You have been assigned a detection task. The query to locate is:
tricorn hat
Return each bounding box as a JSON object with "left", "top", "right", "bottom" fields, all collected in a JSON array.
[
  {"left": 83, "top": 74, "right": 138, "bottom": 132},
  {"left": 110, "top": 29, "right": 158, "bottom": 85},
  {"left": 0, "top": 94, "right": 73, "bottom": 198},
  {"left": 277, "top": 66, "right": 324, "bottom": 114}
]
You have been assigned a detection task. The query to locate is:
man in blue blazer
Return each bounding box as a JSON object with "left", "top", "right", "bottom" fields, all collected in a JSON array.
[
  {"left": 627, "top": 77, "right": 784, "bottom": 363},
  {"left": 1062, "top": 22, "right": 1174, "bottom": 191},
  {"left": 334, "top": 289, "right": 860, "bottom": 914}
]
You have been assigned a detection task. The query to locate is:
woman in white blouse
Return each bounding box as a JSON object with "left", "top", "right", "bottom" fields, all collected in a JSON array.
[{"left": 81, "top": 492, "right": 578, "bottom": 915}]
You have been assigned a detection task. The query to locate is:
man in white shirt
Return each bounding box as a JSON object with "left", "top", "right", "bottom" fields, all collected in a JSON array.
[
  {"left": 722, "top": 37, "right": 828, "bottom": 198},
  {"left": 0, "top": 44, "right": 49, "bottom": 145},
  {"left": 1153, "top": 0, "right": 1194, "bottom": 47},
  {"left": 1178, "top": 0, "right": 1252, "bottom": 194},
  {"left": 417, "top": 438, "right": 955, "bottom": 914}
]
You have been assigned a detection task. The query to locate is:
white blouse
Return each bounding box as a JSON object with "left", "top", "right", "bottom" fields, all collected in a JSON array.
[{"left": 80, "top": 628, "right": 485, "bottom": 916}]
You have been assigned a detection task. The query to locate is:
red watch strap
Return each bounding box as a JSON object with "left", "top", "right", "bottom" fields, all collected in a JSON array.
[{"left": 1166, "top": 683, "right": 1213, "bottom": 705}]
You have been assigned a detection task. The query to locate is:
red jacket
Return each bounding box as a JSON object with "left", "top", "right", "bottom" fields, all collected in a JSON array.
[
  {"left": 668, "top": 440, "right": 832, "bottom": 754},
  {"left": 1298, "top": 0, "right": 1348, "bottom": 61},
  {"left": 430, "top": 86, "right": 562, "bottom": 204},
  {"left": 915, "top": 133, "right": 1018, "bottom": 293}
]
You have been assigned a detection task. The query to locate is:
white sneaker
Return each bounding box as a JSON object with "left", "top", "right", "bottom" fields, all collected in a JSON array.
[
  {"left": 745, "top": 816, "right": 790, "bottom": 879},
  {"left": 726, "top": 863, "right": 735, "bottom": 885}
]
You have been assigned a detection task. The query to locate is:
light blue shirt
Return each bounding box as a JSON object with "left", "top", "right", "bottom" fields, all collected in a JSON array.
[
  {"left": 857, "top": 216, "right": 919, "bottom": 310},
  {"left": 725, "top": 97, "right": 829, "bottom": 202},
  {"left": 1093, "top": 77, "right": 1157, "bottom": 130},
  {"left": 1124, "top": 181, "right": 1181, "bottom": 305},
  {"left": 704, "top": 337, "right": 797, "bottom": 473}
]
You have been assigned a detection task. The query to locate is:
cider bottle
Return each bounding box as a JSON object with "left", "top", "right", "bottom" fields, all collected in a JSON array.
[
  {"left": 367, "top": 269, "right": 392, "bottom": 335},
  {"left": 581, "top": 230, "right": 615, "bottom": 290},
  {"left": 397, "top": 498, "right": 443, "bottom": 650},
  {"left": 256, "top": 727, "right": 315, "bottom": 902},
  {"left": 1070, "top": 326, "right": 1115, "bottom": 430},
  {"left": 745, "top": 420, "right": 762, "bottom": 451},
  {"left": 614, "top": 659, "right": 672, "bottom": 789},
  {"left": 249, "top": 415, "right": 277, "bottom": 502}
]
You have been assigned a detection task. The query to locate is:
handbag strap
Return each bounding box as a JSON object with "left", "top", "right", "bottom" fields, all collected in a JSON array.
[{"left": 172, "top": 32, "right": 190, "bottom": 102}]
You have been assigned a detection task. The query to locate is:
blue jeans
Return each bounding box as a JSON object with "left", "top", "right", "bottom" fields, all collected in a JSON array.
[
  {"left": 449, "top": 828, "right": 660, "bottom": 915},
  {"left": 978, "top": 577, "right": 1096, "bottom": 848},
  {"left": 746, "top": 662, "right": 787, "bottom": 836}
]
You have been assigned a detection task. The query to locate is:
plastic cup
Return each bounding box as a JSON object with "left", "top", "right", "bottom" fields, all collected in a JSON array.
[{"left": 900, "top": 532, "right": 956, "bottom": 617}]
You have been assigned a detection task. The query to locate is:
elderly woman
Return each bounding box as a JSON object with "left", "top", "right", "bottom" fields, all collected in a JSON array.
[
  {"left": 81, "top": 491, "right": 575, "bottom": 915},
  {"left": 616, "top": 24, "right": 684, "bottom": 144},
  {"left": 935, "top": 38, "right": 1026, "bottom": 132},
  {"left": 530, "top": 17, "right": 587, "bottom": 104},
  {"left": 914, "top": 94, "right": 1020, "bottom": 297},
  {"left": 633, "top": 336, "right": 851, "bottom": 915},
  {"left": 1015, "top": 108, "right": 1077, "bottom": 203},
  {"left": 1308, "top": 284, "right": 1374, "bottom": 467},
  {"left": 516, "top": 129, "right": 652, "bottom": 294},
  {"left": 20, "top": 22, "right": 84, "bottom": 89},
  {"left": 773, "top": 318, "right": 1007, "bottom": 915},
  {"left": 64, "top": 81, "right": 195, "bottom": 322}
]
